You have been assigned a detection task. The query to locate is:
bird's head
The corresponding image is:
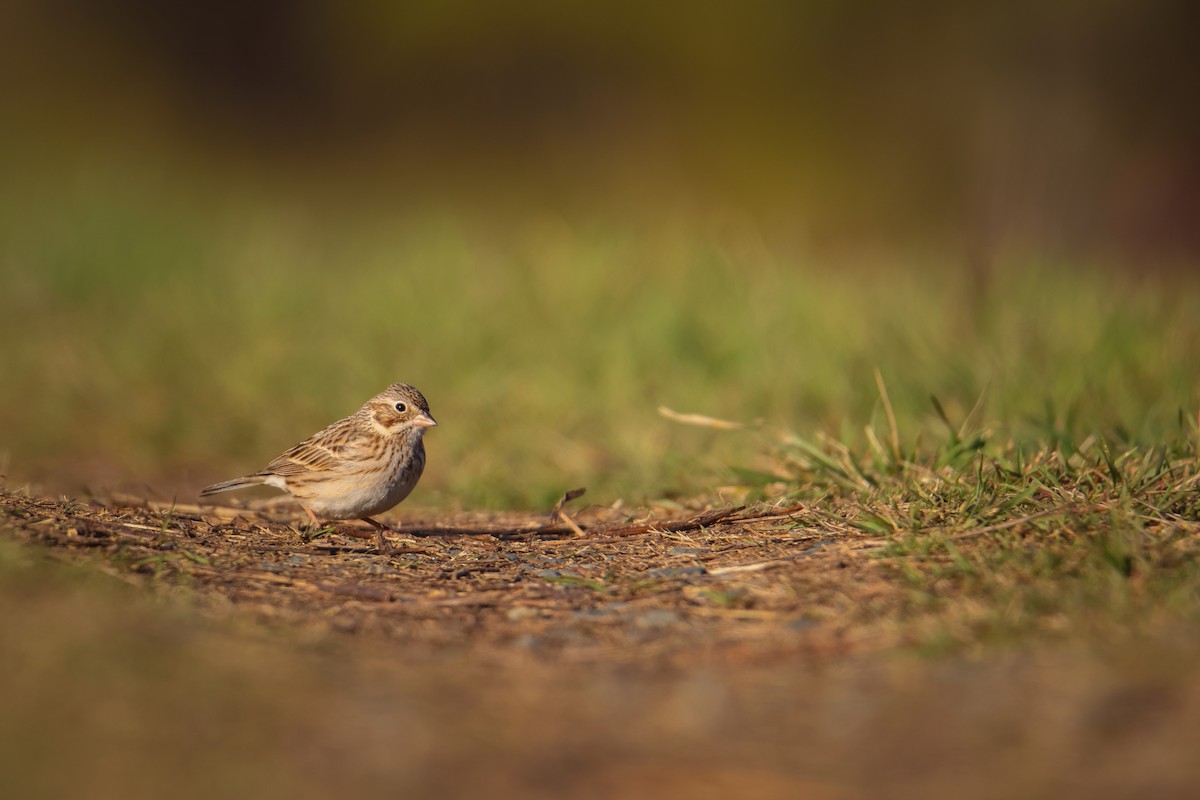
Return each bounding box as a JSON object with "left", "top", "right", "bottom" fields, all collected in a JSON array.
[{"left": 365, "top": 383, "right": 437, "bottom": 435}]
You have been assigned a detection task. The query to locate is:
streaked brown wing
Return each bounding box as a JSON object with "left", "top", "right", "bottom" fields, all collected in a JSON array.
[{"left": 260, "top": 417, "right": 358, "bottom": 478}]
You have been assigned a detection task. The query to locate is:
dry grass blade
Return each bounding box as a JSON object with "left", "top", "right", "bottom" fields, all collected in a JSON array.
[
  {"left": 707, "top": 543, "right": 831, "bottom": 575},
  {"left": 944, "top": 505, "right": 1082, "bottom": 540},
  {"left": 550, "top": 487, "right": 588, "bottom": 536},
  {"left": 658, "top": 406, "right": 746, "bottom": 430},
  {"left": 874, "top": 367, "right": 902, "bottom": 464}
]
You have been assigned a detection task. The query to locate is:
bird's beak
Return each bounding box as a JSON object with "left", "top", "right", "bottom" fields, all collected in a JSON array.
[{"left": 414, "top": 412, "right": 438, "bottom": 428}]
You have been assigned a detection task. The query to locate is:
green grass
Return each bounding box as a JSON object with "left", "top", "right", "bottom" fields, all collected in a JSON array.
[
  {"left": 2, "top": 172, "right": 1199, "bottom": 511},
  {"left": 769, "top": 385, "right": 1200, "bottom": 651}
]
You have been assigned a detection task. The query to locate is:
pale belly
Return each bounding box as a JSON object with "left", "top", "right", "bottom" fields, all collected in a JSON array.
[{"left": 290, "top": 451, "right": 424, "bottom": 520}]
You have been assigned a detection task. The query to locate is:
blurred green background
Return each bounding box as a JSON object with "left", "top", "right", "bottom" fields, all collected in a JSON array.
[{"left": 2, "top": 0, "right": 1198, "bottom": 508}]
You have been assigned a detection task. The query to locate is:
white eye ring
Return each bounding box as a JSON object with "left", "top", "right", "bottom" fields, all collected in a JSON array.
[{"left": 394, "top": 402, "right": 408, "bottom": 413}]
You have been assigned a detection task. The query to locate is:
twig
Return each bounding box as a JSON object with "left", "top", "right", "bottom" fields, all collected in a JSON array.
[
  {"left": 723, "top": 503, "right": 809, "bottom": 526},
  {"left": 707, "top": 543, "right": 830, "bottom": 575},
  {"left": 550, "top": 487, "right": 588, "bottom": 537},
  {"left": 603, "top": 507, "right": 745, "bottom": 537},
  {"left": 121, "top": 521, "right": 186, "bottom": 536}
]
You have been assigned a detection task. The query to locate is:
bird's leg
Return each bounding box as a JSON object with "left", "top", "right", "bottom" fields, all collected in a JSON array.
[
  {"left": 362, "top": 517, "right": 393, "bottom": 554},
  {"left": 303, "top": 506, "right": 321, "bottom": 529}
]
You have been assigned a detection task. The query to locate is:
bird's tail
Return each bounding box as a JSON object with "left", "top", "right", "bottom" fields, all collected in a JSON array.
[{"left": 199, "top": 475, "right": 267, "bottom": 497}]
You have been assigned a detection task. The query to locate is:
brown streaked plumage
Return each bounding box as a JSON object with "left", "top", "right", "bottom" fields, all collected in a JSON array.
[{"left": 200, "top": 383, "right": 436, "bottom": 553}]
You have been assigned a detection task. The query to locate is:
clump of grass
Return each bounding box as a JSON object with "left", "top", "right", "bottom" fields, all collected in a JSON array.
[{"left": 761, "top": 375, "right": 1200, "bottom": 651}]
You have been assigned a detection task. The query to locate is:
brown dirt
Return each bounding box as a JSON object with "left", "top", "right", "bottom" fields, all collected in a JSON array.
[
  {"left": 3, "top": 487, "right": 1200, "bottom": 800},
  {"left": 1, "top": 488, "right": 886, "bottom": 663}
]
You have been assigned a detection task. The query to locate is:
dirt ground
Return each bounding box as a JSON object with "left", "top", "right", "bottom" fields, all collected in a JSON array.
[
  {"left": 1, "top": 487, "right": 886, "bottom": 661},
  {"left": 3, "top": 487, "right": 1200, "bottom": 799}
]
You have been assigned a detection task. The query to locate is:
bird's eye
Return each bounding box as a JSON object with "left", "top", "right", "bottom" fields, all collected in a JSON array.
[{"left": 394, "top": 401, "right": 408, "bottom": 413}]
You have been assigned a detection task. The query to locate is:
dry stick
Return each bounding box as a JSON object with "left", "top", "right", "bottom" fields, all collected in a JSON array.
[
  {"left": 722, "top": 503, "right": 809, "bottom": 526},
  {"left": 442, "top": 507, "right": 751, "bottom": 540},
  {"left": 242, "top": 543, "right": 433, "bottom": 556},
  {"left": 181, "top": 500, "right": 807, "bottom": 543},
  {"left": 549, "top": 487, "right": 588, "bottom": 537},
  {"left": 120, "top": 522, "right": 188, "bottom": 536},
  {"left": 707, "top": 542, "right": 832, "bottom": 575},
  {"left": 543, "top": 501, "right": 796, "bottom": 537},
  {"left": 601, "top": 507, "right": 746, "bottom": 538}
]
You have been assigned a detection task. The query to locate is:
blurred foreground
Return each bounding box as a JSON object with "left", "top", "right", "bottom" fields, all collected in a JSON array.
[{"left": 3, "top": 489, "right": 1200, "bottom": 799}]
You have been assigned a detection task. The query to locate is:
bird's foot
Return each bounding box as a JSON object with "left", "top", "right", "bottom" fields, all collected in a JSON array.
[{"left": 363, "top": 517, "right": 395, "bottom": 555}]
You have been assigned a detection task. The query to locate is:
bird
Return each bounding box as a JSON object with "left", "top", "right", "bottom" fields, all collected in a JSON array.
[{"left": 200, "top": 383, "right": 437, "bottom": 553}]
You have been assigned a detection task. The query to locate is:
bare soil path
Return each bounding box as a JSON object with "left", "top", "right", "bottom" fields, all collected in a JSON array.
[
  {"left": 1, "top": 488, "right": 884, "bottom": 662},
  {"left": 4, "top": 487, "right": 1200, "bottom": 800}
]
